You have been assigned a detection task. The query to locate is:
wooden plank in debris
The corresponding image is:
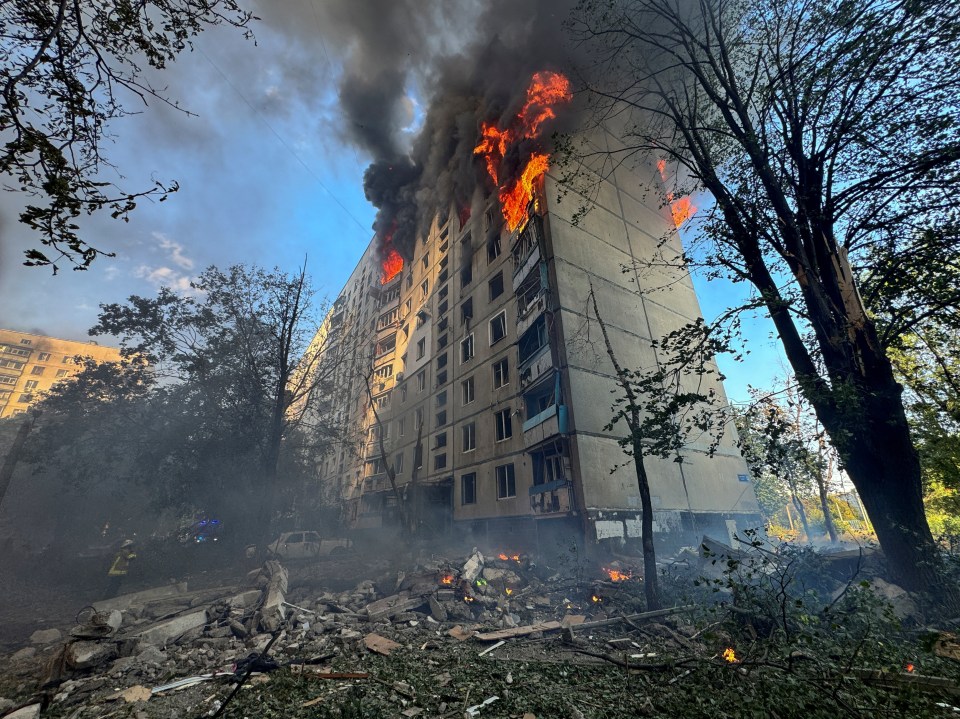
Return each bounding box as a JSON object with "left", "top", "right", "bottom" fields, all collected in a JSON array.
[
  {"left": 448, "top": 625, "right": 476, "bottom": 641},
  {"left": 364, "top": 632, "right": 402, "bottom": 656},
  {"left": 560, "top": 615, "right": 586, "bottom": 629},
  {"left": 473, "top": 620, "right": 562, "bottom": 642},
  {"left": 364, "top": 592, "right": 430, "bottom": 621},
  {"left": 572, "top": 606, "right": 695, "bottom": 631}
]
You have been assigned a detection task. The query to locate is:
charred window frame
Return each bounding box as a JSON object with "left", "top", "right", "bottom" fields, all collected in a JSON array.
[{"left": 461, "top": 473, "right": 477, "bottom": 505}]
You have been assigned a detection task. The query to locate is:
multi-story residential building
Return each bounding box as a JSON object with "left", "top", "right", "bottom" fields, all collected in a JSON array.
[
  {"left": 310, "top": 137, "right": 761, "bottom": 553},
  {"left": 0, "top": 329, "right": 122, "bottom": 418}
]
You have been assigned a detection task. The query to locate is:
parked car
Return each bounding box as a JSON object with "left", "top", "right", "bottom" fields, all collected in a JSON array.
[{"left": 264, "top": 531, "right": 352, "bottom": 560}]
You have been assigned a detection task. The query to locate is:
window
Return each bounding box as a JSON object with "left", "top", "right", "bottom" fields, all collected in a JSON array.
[
  {"left": 462, "top": 422, "right": 476, "bottom": 452},
  {"left": 461, "top": 377, "right": 475, "bottom": 405},
  {"left": 374, "top": 392, "right": 391, "bottom": 409},
  {"left": 404, "top": 299, "right": 412, "bottom": 316},
  {"left": 415, "top": 407, "right": 424, "bottom": 429},
  {"left": 488, "top": 272, "right": 504, "bottom": 301},
  {"left": 30, "top": 366, "right": 45, "bottom": 376},
  {"left": 495, "top": 408, "right": 513, "bottom": 441},
  {"left": 434, "top": 454, "right": 447, "bottom": 470},
  {"left": 381, "top": 286, "right": 401, "bottom": 305},
  {"left": 496, "top": 464, "right": 517, "bottom": 499},
  {"left": 401, "top": 384, "right": 408, "bottom": 402},
  {"left": 437, "top": 369, "right": 448, "bottom": 385},
  {"left": 489, "top": 311, "right": 507, "bottom": 345},
  {"left": 420, "top": 279, "right": 429, "bottom": 300},
  {"left": 461, "top": 298, "right": 473, "bottom": 324},
  {"left": 461, "top": 473, "right": 477, "bottom": 505},
  {"left": 436, "top": 410, "right": 447, "bottom": 427},
  {"left": 377, "top": 308, "right": 399, "bottom": 329},
  {"left": 0, "top": 359, "right": 23, "bottom": 370},
  {"left": 460, "top": 265, "right": 472, "bottom": 289},
  {"left": 416, "top": 312, "right": 427, "bottom": 329},
  {"left": 493, "top": 358, "right": 509, "bottom": 389},
  {"left": 24, "top": 380, "right": 38, "bottom": 390},
  {"left": 374, "top": 364, "right": 394, "bottom": 380},
  {"left": 399, "top": 417, "right": 406, "bottom": 437},
  {"left": 0, "top": 375, "right": 16, "bottom": 386},
  {"left": 367, "top": 457, "right": 386, "bottom": 475},
  {"left": 438, "top": 333, "right": 448, "bottom": 349},
  {"left": 488, "top": 235, "right": 502, "bottom": 262},
  {"left": 460, "top": 334, "right": 475, "bottom": 363},
  {"left": 375, "top": 334, "right": 397, "bottom": 356},
  {"left": 18, "top": 393, "right": 33, "bottom": 403},
  {"left": 437, "top": 390, "right": 447, "bottom": 407},
  {"left": 438, "top": 284, "right": 448, "bottom": 300},
  {"left": 417, "top": 370, "right": 426, "bottom": 392},
  {"left": 437, "top": 353, "right": 448, "bottom": 369},
  {"left": 37, "top": 352, "right": 51, "bottom": 361},
  {"left": 518, "top": 315, "right": 548, "bottom": 365},
  {"left": 416, "top": 338, "right": 426, "bottom": 360},
  {"left": 61, "top": 356, "right": 71, "bottom": 363},
  {"left": 2, "top": 346, "right": 30, "bottom": 357},
  {"left": 421, "top": 253, "right": 430, "bottom": 270},
  {"left": 19, "top": 339, "right": 31, "bottom": 345},
  {"left": 435, "top": 432, "right": 448, "bottom": 449}
]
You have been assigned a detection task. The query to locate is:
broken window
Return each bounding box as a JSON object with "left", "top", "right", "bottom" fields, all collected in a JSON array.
[
  {"left": 487, "top": 235, "right": 502, "bottom": 262},
  {"left": 489, "top": 311, "right": 507, "bottom": 345},
  {"left": 488, "top": 271, "right": 504, "bottom": 301},
  {"left": 461, "top": 473, "right": 477, "bottom": 505},
  {"left": 496, "top": 463, "right": 516, "bottom": 499},
  {"left": 462, "top": 422, "right": 476, "bottom": 452},
  {"left": 494, "top": 408, "right": 513, "bottom": 441},
  {"left": 461, "top": 334, "right": 475, "bottom": 363},
  {"left": 518, "top": 315, "right": 548, "bottom": 366},
  {"left": 461, "top": 377, "right": 475, "bottom": 405},
  {"left": 434, "top": 453, "right": 447, "bottom": 471},
  {"left": 493, "top": 358, "right": 509, "bottom": 388}
]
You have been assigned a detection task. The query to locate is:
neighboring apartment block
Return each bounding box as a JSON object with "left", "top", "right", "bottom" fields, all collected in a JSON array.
[
  {"left": 0, "top": 329, "right": 122, "bottom": 418},
  {"left": 310, "top": 136, "right": 761, "bottom": 553}
]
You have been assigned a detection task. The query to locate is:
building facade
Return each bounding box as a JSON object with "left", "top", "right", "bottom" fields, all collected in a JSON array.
[
  {"left": 310, "top": 135, "right": 761, "bottom": 553},
  {"left": 0, "top": 329, "right": 122, "bottom": 418}
]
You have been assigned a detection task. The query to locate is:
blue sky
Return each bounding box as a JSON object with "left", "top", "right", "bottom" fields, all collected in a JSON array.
[{"left": 0, "top": 1, "right": 783, "bottom": 404}]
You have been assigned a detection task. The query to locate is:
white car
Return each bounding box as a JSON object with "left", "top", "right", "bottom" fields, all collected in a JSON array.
[{"left": 265, "top": 532, "right": 352, "bottom": 560}]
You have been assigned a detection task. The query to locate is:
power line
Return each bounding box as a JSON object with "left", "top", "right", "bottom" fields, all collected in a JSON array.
[{"left": 198, "top": 47, "right": 371, "bottom": 236}]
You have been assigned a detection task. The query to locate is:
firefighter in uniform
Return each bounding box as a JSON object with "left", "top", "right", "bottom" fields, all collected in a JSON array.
[{"left": 105, "top": 539, "right": 137, "bottom": 598}]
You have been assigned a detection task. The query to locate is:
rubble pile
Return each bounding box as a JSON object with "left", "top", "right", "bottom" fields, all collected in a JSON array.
[{"left": 0, "top": 541, "right": 955, "bottom": 718}]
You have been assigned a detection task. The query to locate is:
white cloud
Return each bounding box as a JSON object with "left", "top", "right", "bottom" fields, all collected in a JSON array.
[
  {"left": 135, "top": 264, "right": 196, "bottom": 294},
  {"left": 153, "top": 232, "right": 195, "bottom": 270}
]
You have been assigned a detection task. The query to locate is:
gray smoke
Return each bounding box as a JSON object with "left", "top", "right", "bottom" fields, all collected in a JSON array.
[{"left": 287, "top": 0, "right": 579, "bottom": 260}]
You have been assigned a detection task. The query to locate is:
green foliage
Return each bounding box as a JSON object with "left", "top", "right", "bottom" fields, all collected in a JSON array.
[{"left": 0, "top": 1, "right": 254, "bottom": 271}]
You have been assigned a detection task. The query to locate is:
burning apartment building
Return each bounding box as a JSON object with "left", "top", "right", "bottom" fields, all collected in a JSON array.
[{"left": 306, "top": 71, "right": 761, "bottom": 554}]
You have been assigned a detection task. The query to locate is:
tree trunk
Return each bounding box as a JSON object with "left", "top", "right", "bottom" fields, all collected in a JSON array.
[
  {"left": 791, "top": 493, "right": 811, "bottom": 541},
  {"left": 0, "top": 415, "right": 36, "bottom": 513},
  {"left": 815, "top": 477, "right": 838, "bottom": 544},
  {"left": 633, "top": 440, "right": 661, "bottom": 611}
]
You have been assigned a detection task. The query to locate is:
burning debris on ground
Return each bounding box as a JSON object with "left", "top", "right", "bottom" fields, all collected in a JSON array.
[{"left": 1, "top": 540, "right": 959, "bottom": 718}]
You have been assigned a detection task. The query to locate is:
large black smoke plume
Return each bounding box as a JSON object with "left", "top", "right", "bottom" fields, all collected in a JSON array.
[{"left": 294, "top": 0, "right": 579, "bottom": 261}]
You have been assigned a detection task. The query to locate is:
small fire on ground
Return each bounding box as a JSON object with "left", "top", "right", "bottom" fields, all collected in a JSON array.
[
  {"left": 498, "top": 552, "right": 522, "bottom": 563},
  {"left": 603, "top": 568, "right": 632, "bottom": 582},
  {"left": 722, "top": 647, "right": 738, "bottom": 663}
]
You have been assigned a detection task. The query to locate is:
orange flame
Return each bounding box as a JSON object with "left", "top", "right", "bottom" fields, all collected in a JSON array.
[
  {"left": 498, "top": 552, "right": 522, "bottom": 562},
  {"left": 505, "top": 587, "right": 514, "bottom": 596},
  {"left": 905, "top": 663, "right": 915, "bottom": 673},
  {"left": 591, "top": 594, "right": 602, "bottom": 603},
  {"left": 440, "top": 574, "right": 454, "bottom": 585},
  {"left": 381, "top": 248, "right": 403, "bottom": 284},
  {"left": 463, "top": 595, "right": 475, "bottom": 603},
  {"left": 604, "top": 568, "right": 632, "bottom": 582},
  {"left": 474, "top": 72, "right": 572, "bottom": 231},
  {"left": 722, "top": 647, "right": 738, "bottom": 663},
  {"left": 656, "top": 158, "right": 697, "bottom": 228}
]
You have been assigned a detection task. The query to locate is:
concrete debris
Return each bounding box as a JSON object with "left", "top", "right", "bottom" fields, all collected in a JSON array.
[
  {"left": 364, "top": 632, "right": 402, "bottom": 656},
  {"left": 29, "top": 628, "right": 62, "bottom": 645},
  {"left": 4, "top": 704, "right": 41, "bottom": 719},
  {"left": 66, "top": 640, "right": 119, "bottom": 670},
  {"left": 134, "top": 609, "right": 209, "bottom": 647},
  {"left": 461, "top": 550, "right": 484, "bottom": 583}
]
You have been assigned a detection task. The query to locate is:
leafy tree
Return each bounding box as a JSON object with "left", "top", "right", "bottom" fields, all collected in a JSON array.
[
  {"left": 0, "top": 0, "right": 254, "bottom": 271},
  {"left": 587, "top": 285, "right": 725, "bottom": 609},
  {"left": 88, "top": 264, "right": 339, "bottom": 539},
  {"left": 565, "top": 0, "right": 960, "bottom": 595}
]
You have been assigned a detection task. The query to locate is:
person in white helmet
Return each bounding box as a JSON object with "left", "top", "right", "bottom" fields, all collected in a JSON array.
[{"left": 105, "top": 538, "right": 137, "bottom": 598}]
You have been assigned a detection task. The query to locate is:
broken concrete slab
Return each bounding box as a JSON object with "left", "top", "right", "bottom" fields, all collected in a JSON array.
[
  {"left": 66, "top": 641, "right": 119, "bottom": 670},
  {"left": 10, "top": 647, "right": 36, "bottom": 663},
  {"left": 134, "top": 609, "right": 208, "bottom": 646},
  {"left": 92, "top": 582, "right": 189, "bottom": 613},
  {"left": 461, "top": 551, "right": 484, "bottom": 583},
  {"left": 30, "top": 628, "right": 62, "bottom": 644},
  {"left": 228, "top": 590, "right": 262, "bottom": 610},
  {"left": 4, "top": 704, "right": 41, "bottom": 719},
  {"left": 364, "top": 592, "right": 429, "bottom": 622},
  {"left": 428, "top": 595, "right": 448, "bottom": 622}
]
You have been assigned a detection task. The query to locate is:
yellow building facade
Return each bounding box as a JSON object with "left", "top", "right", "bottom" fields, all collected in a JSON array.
[{"left": 0, "top": 329, "right": 122, "bottom": 418}]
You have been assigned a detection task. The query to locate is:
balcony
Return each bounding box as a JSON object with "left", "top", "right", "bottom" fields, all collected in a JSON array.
[
  {"left": 518, "top": 346, "right": 552, "bottom": 389},
  {"left": 512, "top": 243, "right": 541, "bottom": 291},
  {"left": 529, "top": 480, "right": 573, "bottom": 516},
  {"left": 516, "top": 289, "right": 547, "bottom": 337},
  {"left": 522, "top": 404, "right": 568, "bottom": 447}
]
